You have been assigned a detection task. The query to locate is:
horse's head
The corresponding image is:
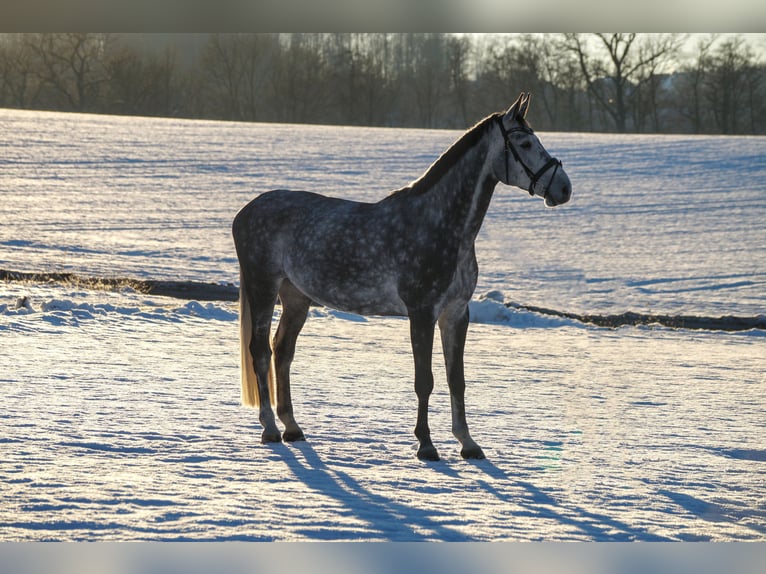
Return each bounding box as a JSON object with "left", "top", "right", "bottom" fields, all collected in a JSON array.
[{"left": 494, "top": 93, "right": 571, "bottom": 207}]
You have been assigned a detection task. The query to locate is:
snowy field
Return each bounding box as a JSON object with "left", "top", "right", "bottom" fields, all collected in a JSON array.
[{"left": 1, "top": 108, "right": 765, "bottom": 542}]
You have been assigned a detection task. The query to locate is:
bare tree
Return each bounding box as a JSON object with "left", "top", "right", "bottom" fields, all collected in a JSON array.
[
  {"left": 543, "top": 36, "right": 588, "bottom": 131},
  {"left": 671, "top": 35, "right": 717, "bottom": 133},
  {"left": 267, "top": 34, "right": 330, "bottom": 124},
  {"left": 631, "top": 34, "right": 689, "bottom": 132},
  {"left": 0, "top": 34, "right": 41, "bottom": 108},
  {"left": 704, "top": 36, "right": 760, "bottom": 134},
  {"left": 446, "top": 35, "right": 473, "bottom": 127},
  {"left": 322, "top": 33, "right": 396, "bottom": 126},
  {"left": 475, "top": 35, "right": 541, "bottom": 116},
  {"left": 743, "top": 62, "right": 765, "bottom": 135},
  {"left": 403, "top": 34, "right": 452, "bottom": 128},
  {"left": 562, "top": 33, "right": 683, "bottom": 132},
  {"left": 512, "top": 34, "right": 586, "bottom": 131},
  {"left": 28, "top": 33, "right": 112, "bottom": 112},
  {"left": 201, "top": 34, "right": 276, "bottom": 121},
  {"left": 104, "top": 41, "right": 179, "bottom": 117}
]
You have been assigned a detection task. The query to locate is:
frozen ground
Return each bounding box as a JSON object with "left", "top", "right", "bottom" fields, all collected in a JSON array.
[{"left": 1, "top": 109, "right": 764, "bottom": 541}]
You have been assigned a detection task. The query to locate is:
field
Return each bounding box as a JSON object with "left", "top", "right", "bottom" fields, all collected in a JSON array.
[{"left": 1, "top": 108, "right": 764, "bottom": 541}]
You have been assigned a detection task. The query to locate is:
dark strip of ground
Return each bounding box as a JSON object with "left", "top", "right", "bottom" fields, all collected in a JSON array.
[
  {"left": 2, "top": 269, "right": 764, "bottom": 332},
  {"left": 505, "top": 302, "right": 766, "bottom": 332},
  {"left": 0, "top": 269, "right": 239, "bottom": 302}
]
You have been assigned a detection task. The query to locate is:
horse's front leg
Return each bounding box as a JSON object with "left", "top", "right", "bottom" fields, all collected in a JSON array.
[
  {"left": 438, "top": 304, "right": 485, "bottom": 459},
  {"left": 409, "top": 311, "right": 439, "bottom": 461}
]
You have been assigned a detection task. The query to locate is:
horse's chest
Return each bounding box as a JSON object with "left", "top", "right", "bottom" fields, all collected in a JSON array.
[{"left": 398, "top": 243, "right": 478, "bottom": 306}]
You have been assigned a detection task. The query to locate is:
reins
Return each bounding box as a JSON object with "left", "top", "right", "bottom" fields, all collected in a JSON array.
[{"left": 496, "top": 117, "right": 562, "bottom": 198}]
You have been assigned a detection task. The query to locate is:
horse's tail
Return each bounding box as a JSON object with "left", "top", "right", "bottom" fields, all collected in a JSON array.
[{"left": 238, "top": 271, "right": 276, "bottom": 408}]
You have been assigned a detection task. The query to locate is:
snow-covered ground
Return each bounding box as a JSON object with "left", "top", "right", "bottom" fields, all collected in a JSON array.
[{"left": 1, "top": 108, "right": 764, "bottom": 541}]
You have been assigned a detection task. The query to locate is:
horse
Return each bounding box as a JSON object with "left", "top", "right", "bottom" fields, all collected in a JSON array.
[{"left": 232, "top": 93, "right": 571, "bottom": 461}]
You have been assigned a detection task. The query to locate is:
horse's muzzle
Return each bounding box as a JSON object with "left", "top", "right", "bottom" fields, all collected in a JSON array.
[{"left": 545, "top": 174, "right": 572, "bottom": 207}]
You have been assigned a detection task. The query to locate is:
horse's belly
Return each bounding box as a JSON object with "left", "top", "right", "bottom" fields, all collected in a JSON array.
[
  {"left": 285, "top": 257, "right": 405, "bottom": 316},
  {"left": 290, "top": 277, "right": 406, "bottom": 317},
  {"left": 309, "top": 288, "right": 408, "bottom": 317}
]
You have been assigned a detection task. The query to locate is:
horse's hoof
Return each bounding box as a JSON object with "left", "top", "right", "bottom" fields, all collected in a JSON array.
[
  {"left": 261, "top": 431, "right": 283, "bottom": 444},
  {"left": 461, "top": 445, "right": 486, "bottom": 460},
  {"left": 283, "top": 429, "right": 306, "bottom": 442},
  {"left": 417, "top": 445, "right": 440, "bottom": 461}
]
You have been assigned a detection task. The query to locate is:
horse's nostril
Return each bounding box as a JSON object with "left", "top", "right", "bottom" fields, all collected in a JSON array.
[{"left": 562, "top": 185, "right": 571, "bottom": 200}]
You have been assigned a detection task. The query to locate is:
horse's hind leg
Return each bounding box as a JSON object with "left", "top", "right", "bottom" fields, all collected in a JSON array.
[
  {"left": 409, "top": 310, "right": 439, "bottom": 461},
  {"left": 273, "top": 280, "right": 311, "bottom": 442},
  {"left": 244, "top": 276, "right": 282, "bottom": 443}
]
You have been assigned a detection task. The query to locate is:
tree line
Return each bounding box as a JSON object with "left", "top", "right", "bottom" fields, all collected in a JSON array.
[{"left": 1, "top": 33, "right": 763, "bottom": 134}]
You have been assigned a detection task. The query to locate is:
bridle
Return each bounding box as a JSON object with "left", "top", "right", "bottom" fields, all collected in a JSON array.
[{"left": 496, "top": 117, "right": 562, "bottom": 198}]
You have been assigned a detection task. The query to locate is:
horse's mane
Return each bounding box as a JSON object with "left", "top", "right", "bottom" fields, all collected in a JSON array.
[{"left": 391, "top": 111, "right": 505, "bottom": 197}]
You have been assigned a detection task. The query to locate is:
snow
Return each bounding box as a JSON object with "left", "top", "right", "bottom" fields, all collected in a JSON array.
[{"left": 1, "top": 108, "right": 765, "bottom": 541}]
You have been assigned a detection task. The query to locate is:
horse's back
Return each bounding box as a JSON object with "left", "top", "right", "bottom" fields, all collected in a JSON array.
[
  {"left": 234, "top": 189, "right": 343, "bottom": 250},
  {"left": 235, "top": 189, "right": 337, "bottom": 231}
]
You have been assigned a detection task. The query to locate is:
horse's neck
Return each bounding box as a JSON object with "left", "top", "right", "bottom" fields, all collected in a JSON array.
[{"left": 416, "top": 136, "right": 498, "bottom": 245}]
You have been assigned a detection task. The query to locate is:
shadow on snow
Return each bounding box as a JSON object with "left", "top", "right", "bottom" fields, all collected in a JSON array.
[{"left": 268, "top": 442, "right": 675, "bottom": 541}]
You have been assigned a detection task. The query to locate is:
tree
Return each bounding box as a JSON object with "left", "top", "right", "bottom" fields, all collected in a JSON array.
[
  {"left": 28, "top": 33, "right": 112, "bottom": 112},
  {"left": 405, "top": 33, "right": 452, "bottom": 128},
  {"left": 445, "top": 35, "right": 473, "bottom": 127},
  {"left": 105, "top": 41, "right": 180, "bottom": 117},
  {"left": 264, "top": 34, "right": 330, "bottom": 124},
  {"left": 562, "top": 33, "right": 683, "bottom": 132},
  {"left": 545, "top": 36, "right": 588, "bottom": 131},
  {"left": 0, "top": 34, "right": 41, "bottom": 108},
  {"left": 631, "top": 34, "right": 689, "bottom": 132},
  {"left": 673, "top": 35, "right": 718, "bottom": 133},
  {"left": 322, "top": 33, "right": 398, "bottom": 126},
  {"left": 743, "top": 63, "right": 765, "bottom": 135},
  {"left": 474, "top": 35, "right": 542, "bottom": 120},
  {"left": 703, "top": 36, "right": 760, "bottom": 134},
  {"left": 510, "top": 34, "right": 587, "bottom": 131},
  {"left": 201, "top": 34, "right": 276, "bottom": 121}
]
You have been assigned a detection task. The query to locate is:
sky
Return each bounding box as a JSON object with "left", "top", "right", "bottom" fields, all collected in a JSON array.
[
  {"left": 466, "top": 33, "right": 766, "bottom": 64},
  {"left": 7, "top": 0, "right": 766, "bottom": 33}
]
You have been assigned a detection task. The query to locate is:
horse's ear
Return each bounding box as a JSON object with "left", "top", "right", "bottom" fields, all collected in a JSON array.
[
  {"left": 505, "top": 92, "right": 530, "bottom": 122},
  {"left": 505, "top": 93, "right": 525, "bottom": 120},
  {"left": 519, "top": 92, "right": 531, "bottom": 119}
]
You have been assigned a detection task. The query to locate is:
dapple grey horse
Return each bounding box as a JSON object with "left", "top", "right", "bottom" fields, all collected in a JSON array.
[{"left": 232, "top": 93, "right": 571, "bottom": 460}]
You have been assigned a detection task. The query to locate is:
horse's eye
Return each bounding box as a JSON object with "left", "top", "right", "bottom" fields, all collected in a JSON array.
[{"left": 521, "top": 141, "right": 532, "bottom": 150}]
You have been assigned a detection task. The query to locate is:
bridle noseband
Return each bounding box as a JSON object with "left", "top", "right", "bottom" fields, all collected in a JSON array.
[{"left": 496, "top": 117, "right": 562, "bottom": 198}]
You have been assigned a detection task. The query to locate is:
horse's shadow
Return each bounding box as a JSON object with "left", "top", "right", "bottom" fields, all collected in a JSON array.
[
  {"left": 269, "top": 441, "right": 472, "bottom": 541},
  {"left": 458, "top": 457, "right": 673, "bottom": 541},
  {"left": 267, "top": 441, "right": 673, "bottom": 542}
]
